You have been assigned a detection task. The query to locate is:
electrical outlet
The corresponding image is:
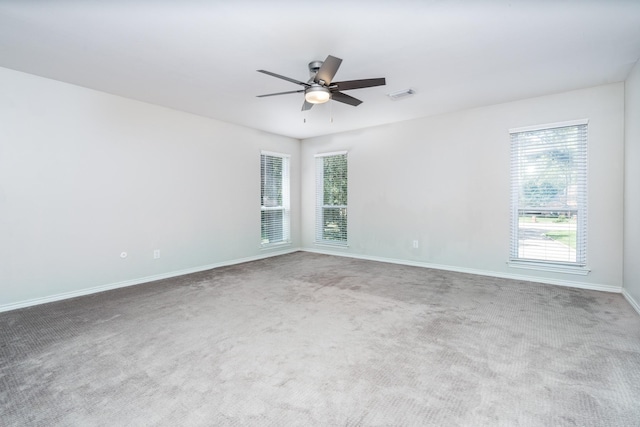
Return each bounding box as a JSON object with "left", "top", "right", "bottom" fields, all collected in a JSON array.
[
  {"left": 412, "top": 240, "right": 419, "bottom": 249},
  {"left": 153, "top": 250, "right": 160, "bottom": 259}
]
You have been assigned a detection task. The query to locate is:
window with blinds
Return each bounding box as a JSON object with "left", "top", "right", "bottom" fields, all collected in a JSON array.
[
  {"left": 315, "top": 152, "right": 348, "bottom": 245},
  {"left": 509, "top": 120, "right": 588, "bottom": 269},
  {"left": 261, "top": 151, "right": 290, "bottom": 247}
]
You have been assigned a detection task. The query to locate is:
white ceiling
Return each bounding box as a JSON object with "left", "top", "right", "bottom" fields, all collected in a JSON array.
[{"left": 1, "top": 1, "right": 640, "bottom": 140}]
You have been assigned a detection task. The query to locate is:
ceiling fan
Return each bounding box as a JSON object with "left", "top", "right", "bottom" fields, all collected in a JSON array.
[{"left": 257, "top": 55, "right": 386, "bottom": 111}]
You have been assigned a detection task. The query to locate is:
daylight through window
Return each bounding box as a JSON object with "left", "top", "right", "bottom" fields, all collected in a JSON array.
[
  {"left": 261, "top": 151, "right": 290, "bottom": 247},
  {"left": 315, "top": 152, "right": 348, "bottom": 245},
  {"left": 510, "top": 121, "right": 588, "bottom": 268}
]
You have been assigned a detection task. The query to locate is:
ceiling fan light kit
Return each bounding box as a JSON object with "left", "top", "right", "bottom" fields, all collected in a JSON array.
[
  {"left": 305, "top": 85, "right": 331, "bottom": 104},
  {"left": 257, "top": 55, "right": 386, "bottom": 111}
]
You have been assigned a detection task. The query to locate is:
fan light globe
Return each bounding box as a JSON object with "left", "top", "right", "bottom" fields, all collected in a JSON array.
[{"left": 305, "top": 86, "right": 331, "bottom": 104}]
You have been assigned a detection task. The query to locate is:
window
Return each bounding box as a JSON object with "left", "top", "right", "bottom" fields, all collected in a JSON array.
[
  {"left": 315, "top": 152, "right": 348, "bottom": 245},
  {"left": 261, "top": 151, "right": 290, "bottom": 247},
  {"left": 509, "top": 120, "right": 588, "bottom": 271}
]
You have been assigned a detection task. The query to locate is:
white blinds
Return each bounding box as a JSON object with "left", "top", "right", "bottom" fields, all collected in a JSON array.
[
  {"left": 315, "top": 152, "right": 348, "bottom": 245},
  {"left": 510, "top": 121, "right": 588, "bottom": 266},
  {"left": 261, "top": 152, "right": 290, "bottom": 247}
]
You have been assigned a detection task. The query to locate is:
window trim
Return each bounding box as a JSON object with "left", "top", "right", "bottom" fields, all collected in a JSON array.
[
  {"left": 313, "top": 150, "right": 348, "bottom": 158},
  {"left": 315, "top": 151, "right": 348, "bottom": 246},
  {"left": 508, "top": 119, "right": 589, "bottom": 134},
  {"left": 260, "top": 150, "right": 291, "bottom": 249},
  {"left": 508, "top": 119, "right": 589, "bottom": 274},
  {"left": 507, "top": 260, "right": 590, "bottom": 275}
]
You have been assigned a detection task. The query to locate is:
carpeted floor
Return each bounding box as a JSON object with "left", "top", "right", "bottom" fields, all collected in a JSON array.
[{"left": 1, "top": 252, "right": 639, "bottom": 426}]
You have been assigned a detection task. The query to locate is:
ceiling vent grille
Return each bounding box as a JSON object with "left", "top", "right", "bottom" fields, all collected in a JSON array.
[{"left": 387, "top": 88, "right": 415, "bottom": 101}]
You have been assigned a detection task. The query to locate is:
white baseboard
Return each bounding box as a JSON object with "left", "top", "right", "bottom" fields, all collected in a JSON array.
[
  {"left": 302, "top": 248, "right": 622, "bottom": 294},
  {"left": 0, "top": 247, "right": 300, "bottom": 313},
  {"left": 3, "top": 247, "right": 629, "bottom": 314},
  {"left": 622, "top": 289, "right": 640, "bottom": 315}
]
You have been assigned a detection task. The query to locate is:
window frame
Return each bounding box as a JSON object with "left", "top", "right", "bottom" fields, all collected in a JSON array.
[
  {"left": 315, "top": 151, "right": 348, "bottom": 247},
  {"left": 508, "top": 119, "right": 589, "bottom": 275},
  {"left": 260, "top": 150, "right": 291, "bottom": 248}
]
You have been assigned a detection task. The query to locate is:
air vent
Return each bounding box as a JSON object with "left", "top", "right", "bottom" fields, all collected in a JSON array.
[{"left": 387, "top": 88, "right": 415, "bottom": 101}]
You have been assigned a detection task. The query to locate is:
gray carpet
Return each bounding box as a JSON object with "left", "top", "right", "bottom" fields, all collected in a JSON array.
[{"left": 1, "top": 252, "right": 639, "bottom": 426}]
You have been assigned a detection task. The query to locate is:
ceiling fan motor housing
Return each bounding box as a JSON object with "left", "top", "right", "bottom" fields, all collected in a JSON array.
[{"left": 308, "top": 60, "right": 323, "bottom": 78}]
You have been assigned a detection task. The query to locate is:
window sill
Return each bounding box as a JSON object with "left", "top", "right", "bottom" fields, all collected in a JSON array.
[
  {"left": 260, "top": 241, "right": 291, "bottom": 250},
  {"left": 313, "top": 241, "right": 349, "bottom": 249},
  {"left": 507, "top": 260, "right": 590, "bottom": 275}
]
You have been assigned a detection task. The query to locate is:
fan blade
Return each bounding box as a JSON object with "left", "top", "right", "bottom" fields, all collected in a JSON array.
[
  {"left": 331, "top": 91, "right": 362, "bottom": 107},
  {"left": 257, "top": 70, "right": 310, "bottom": 87},
  {"left": 315, "top": 55, "right": 342, "bottom": 85},
  {"left": 332, "top": 78, "right": 386, "bottom": 91},
  {"left": 301, "top": 100, "right": 314, "bottom": 111},
  {"left": 257, "top": 89, "right": 304, "bottom": 98}
]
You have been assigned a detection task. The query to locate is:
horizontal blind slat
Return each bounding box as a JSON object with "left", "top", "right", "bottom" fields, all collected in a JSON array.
[
  {"left": 510, "top": 123, "right": 587, "bottom": 266},
  {"left": 261, "top": 153, "right": 290, "bottom": 246},
  {"left": 316, "top": 153, "right": 348, "bottom": 245}
]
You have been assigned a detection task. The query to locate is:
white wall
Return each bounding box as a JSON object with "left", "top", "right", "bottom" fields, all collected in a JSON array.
[
  {"left": 624, "top": 60, "right": 640, "bottom": 312},
  {"left": 302, "top": 84, "right": 625, "bottom": 291},
  {"left": 0, "top": 67, "right": 300, "bottom": 310},
  {"left": 1, "top": 65, "right": 629, "bottom": 310}
]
